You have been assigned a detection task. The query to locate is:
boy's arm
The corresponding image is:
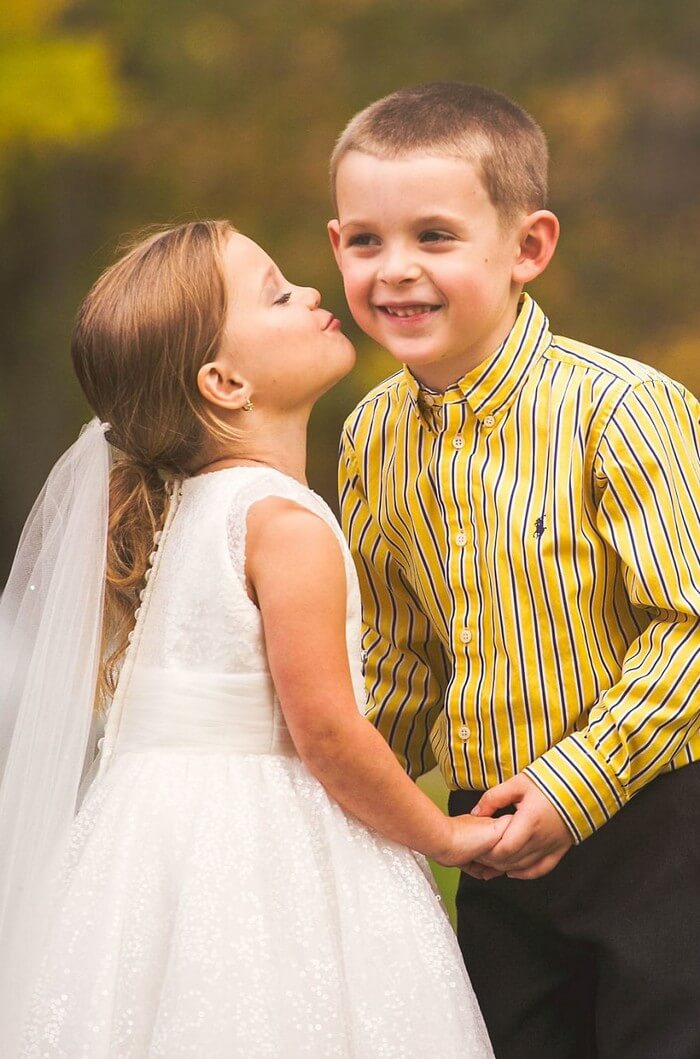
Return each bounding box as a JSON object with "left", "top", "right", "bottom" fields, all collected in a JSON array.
[
  {"left": 521, "top": 376, "right": 700, "bottom": 843},
  {"left": 339, "top": 426, "right": 448, "bottom": 778}
]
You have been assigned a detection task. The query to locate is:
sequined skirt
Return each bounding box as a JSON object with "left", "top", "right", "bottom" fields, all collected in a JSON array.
[{"left": 20, "top": 750, "right": 493, "bottom": 1058}]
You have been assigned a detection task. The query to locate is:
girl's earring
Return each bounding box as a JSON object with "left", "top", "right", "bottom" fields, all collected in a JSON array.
[{"left": 243, "top": 397, "right": 254, "bottom": 412}]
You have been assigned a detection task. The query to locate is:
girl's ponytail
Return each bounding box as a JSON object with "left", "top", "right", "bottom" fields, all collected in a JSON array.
[{"left": 100, "top": 455, "right": 168, "bottom": 701}]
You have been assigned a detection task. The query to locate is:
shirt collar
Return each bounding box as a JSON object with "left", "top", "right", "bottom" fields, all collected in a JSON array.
[{"left": 402, "top": 294, "right": 552, "bottom": 426}]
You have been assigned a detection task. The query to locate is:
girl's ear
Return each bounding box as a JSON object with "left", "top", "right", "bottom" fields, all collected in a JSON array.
[
  {"left": 327, "top": 220, "right": 343, "bottom": 270},
  {"left": 197, "top": 360, "right": 252, "bottom": 412},
  {"left": 512, "top": 210, "right": 560, "bottom": 286}
]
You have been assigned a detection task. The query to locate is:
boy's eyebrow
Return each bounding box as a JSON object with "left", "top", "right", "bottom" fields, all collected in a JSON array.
[{"left": 340, "top": 212, "right": 466, "bottom": 230}]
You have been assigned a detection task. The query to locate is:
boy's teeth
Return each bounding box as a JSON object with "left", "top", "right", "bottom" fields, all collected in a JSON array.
[{"left": 384, "top": 305, "right": 435, "bottom": 317}]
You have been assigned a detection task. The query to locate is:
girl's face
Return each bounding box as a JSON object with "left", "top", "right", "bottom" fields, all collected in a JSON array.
[{"left": 220, "top": 233, "right": 355, "bottom": 408}]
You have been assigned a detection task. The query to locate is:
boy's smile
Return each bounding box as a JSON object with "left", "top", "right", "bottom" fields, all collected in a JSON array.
[{"left": 329, "top": 151, "right": 553, "bottom": 391}]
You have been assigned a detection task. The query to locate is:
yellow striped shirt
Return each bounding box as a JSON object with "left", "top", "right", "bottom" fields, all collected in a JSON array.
[{"left": 339, "top": 294, "right": 700, "bottom": 842}]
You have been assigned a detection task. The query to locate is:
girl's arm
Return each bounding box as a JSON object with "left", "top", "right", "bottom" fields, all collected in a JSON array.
[{"left": 246, "top": 498, "right": 506, "bottom": 866}]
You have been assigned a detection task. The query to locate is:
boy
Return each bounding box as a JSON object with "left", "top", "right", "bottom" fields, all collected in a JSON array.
[{"left": 330, "top": 82, "right": 700, "bottom": 1058}]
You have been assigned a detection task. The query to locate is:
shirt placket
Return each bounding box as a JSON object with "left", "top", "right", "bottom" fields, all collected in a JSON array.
[{"left": 439, "top": 398, "right": 480, "bottom": 787}]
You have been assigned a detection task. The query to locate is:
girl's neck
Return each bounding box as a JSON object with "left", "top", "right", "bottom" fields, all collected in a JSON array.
[{"left": 194, "top": 415, "right": 308, "bottom": 485}]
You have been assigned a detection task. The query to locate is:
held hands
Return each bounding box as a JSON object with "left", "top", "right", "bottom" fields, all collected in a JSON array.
[
  {"left": 434, "top": 813, "right": 511, "bottom": 869},
  {"left": 463, "top": 773, "right": 574, "bottom": 881}
]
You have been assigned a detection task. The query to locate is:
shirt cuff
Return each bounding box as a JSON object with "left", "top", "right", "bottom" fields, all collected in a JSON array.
[{"left": 523, "top": 732, "right": 627, "bottom": 843}]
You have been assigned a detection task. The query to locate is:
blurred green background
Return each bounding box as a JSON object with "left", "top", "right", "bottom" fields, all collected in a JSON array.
[{"left": 2, "top": 0, "right": 698, "bottom": 914}]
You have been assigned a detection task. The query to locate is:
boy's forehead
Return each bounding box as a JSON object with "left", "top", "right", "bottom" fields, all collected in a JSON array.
[{"left": 334, "top": 150, "right": 491, "bottom": 219}]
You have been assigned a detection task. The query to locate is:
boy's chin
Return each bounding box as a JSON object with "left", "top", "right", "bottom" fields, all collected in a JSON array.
[{"left": 383, "top": 344, "right": 450, "bottom": 370}]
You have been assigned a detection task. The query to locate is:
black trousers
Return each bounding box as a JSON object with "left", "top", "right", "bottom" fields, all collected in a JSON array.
[{"left": 449, "top": 763, "right": 700, "bottom": 1059}]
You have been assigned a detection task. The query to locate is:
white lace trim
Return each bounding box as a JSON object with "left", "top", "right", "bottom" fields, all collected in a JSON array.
[{"left": 226, "top": 468, "right": 338, "bottom": 592}]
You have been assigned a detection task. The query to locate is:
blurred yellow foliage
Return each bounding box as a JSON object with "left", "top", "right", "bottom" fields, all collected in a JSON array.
[
  {"left": 0, "top": 0, "right": 121, "bottom": 148},
  {"left": 0, "top": 35, "right": 121, "bottom": 145},
  {"left": 0, "top": 0, "right": 70, "bottom": 35}
]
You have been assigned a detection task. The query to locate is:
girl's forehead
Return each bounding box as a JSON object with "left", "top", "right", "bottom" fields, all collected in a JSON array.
[
  {"left": 223, "top": 234, "right": 277, "bottom": 299},
  {"left": 225, "top": 232, "right": 271, "bottom": 272}
]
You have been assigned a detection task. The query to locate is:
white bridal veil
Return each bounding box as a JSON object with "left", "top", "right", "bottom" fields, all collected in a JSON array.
[{"left": 0, "top": 419, "right": 110, "bottom": 1053}]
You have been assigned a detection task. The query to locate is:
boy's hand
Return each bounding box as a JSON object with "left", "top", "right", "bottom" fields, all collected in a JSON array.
[{"left": 462, "top": 774, "right": 573, "bottom": 880}]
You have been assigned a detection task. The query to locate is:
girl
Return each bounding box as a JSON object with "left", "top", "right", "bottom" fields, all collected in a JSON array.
[{"left": 0, "top": 221, "right": 504, "bottom": 1057}]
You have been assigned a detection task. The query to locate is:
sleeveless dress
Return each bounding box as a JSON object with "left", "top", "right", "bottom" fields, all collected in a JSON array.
[{"left": 20, "top": 467, "right": 493, "bottom": 1059}]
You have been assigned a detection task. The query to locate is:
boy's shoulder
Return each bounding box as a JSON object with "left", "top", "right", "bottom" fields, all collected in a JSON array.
[
  {"left": 544, "top": 332, "right": 699, "bottom": 427},
  {"left": 545, "top": 332, "right": 666, "bottom": 389}
]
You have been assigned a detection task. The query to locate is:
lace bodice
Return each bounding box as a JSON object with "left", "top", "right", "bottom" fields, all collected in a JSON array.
[{"left": 101, "top": 468, "right": 365, "bottom": 765}]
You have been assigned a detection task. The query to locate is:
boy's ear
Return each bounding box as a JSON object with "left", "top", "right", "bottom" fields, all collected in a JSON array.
[
  {"left": 512, "top": 210, "right": 559, "bottom": 285},
  {"left": 197, "top": 360, "right": 252, "bottom": 412},
  {"left": 327, "top": 220, "right": 343, "bottom": 270}
]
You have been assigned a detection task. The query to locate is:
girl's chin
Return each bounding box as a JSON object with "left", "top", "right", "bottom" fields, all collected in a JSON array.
[{"left": 318, "top": 351, "right": 356, "bottom": 395}]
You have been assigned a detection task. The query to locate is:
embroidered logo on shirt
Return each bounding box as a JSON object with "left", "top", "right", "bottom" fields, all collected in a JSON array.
[{"left": 533, "top": 516, "right": 546, "bottom": 539}]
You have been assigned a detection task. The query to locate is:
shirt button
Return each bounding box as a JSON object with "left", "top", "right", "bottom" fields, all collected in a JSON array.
[
  {"left": 458, "top": 725, "right": 471, "bottom": 740},
  {"left": 483, "top": 414, "right": 495, "bottom": 427},
  {"left": 459, "top": 629, "right": 472, "bottom": 644},
  {"left": 455, "top": 532, "right": 467, "bottom": 546},
  {"left": 452, "top": 436, "right": 464, "bottom": 449}
]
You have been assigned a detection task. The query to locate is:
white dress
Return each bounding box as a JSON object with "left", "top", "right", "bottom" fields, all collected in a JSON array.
[{"left": 20, "top": 467, "right": 493, "bottom": 1059}]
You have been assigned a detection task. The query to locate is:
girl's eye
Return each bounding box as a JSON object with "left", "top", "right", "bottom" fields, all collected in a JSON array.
[
  {"left": 420, "top": 230, "right": 453, "bottom": 243},
  {"left": 274, "top": 291, "right": 292, "bottom": 305},
  {"left": 346, "top": 233, "right": 379, "bottom": 247}
]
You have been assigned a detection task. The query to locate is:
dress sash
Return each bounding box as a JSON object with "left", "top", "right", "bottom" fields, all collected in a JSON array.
[{"left": 115, "top": 665, "right": 295, "bottom": 756}]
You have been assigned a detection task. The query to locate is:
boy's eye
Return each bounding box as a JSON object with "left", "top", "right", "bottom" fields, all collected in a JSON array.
[
  {"left": 274, "top": 291, "right": 292, "bottom": 305},
  {"left": 419, "top": 230, "right": 453, "bottom": 243},
  {"left": 346, "top": 233, "right": 379, "bottom": 247}
]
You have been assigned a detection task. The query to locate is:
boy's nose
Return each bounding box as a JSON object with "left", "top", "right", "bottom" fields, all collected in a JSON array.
[{"left": 377, "top": 251, "right": 421, "bottom": 286}]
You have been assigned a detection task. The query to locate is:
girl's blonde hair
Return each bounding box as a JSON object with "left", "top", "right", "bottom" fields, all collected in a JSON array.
[{"left": 71, "top": 220, "right": 236, "bottom": 702}]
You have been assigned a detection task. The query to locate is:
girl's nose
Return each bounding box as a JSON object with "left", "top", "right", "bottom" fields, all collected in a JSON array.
[{"left": 299, "top": 286, "right": 321, "bottom": 309}]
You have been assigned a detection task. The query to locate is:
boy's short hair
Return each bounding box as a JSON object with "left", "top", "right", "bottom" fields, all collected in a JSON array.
[{"left": 330, "top": 81, "right": 548, "bottom": 223}]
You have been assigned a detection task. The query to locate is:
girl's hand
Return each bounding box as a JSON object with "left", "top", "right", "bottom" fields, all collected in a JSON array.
[{"left": 434, "top": 813, "right": 511, "bottom": 868}]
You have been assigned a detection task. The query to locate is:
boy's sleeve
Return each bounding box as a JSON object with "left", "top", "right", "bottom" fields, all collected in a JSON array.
[
  {"left": 339, "top": 426, "right": 448, "bottom": 778},
  {"left": 525, "top": 377, "right": 700, "bottom": 842}
]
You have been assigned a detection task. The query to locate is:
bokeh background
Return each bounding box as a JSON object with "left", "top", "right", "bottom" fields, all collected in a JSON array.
[{"left": 2, "top": 0, "right": 698, "bottom": 914}]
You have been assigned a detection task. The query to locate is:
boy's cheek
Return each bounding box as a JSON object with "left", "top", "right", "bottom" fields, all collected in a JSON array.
[
  {"left": 343, "top": 263, "right": 371, "bottom": 296},
  {"left": 344, "top": 287, "right": 372, "bottom": 324},
  {"left": 339, "top": 280, "right": 377, "bottom": 332}
]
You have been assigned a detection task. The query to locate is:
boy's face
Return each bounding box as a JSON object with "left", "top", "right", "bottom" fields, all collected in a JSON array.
[{"left": 328, "top": 151, "right": 527, "bottom": 389}]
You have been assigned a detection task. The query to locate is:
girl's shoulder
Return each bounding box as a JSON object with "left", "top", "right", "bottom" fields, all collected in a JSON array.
[
  {"left": 181, "top": 466, "right": 344, "bottom": 570},
  {"left": 181, "top": 465, "right": 312, "bottom": 515},
  {"left": 188, "top": 465, "right": 329, "bottom": 521},
  {"left": 229, "top": 467, "right": 342, "bottom": 543}
]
